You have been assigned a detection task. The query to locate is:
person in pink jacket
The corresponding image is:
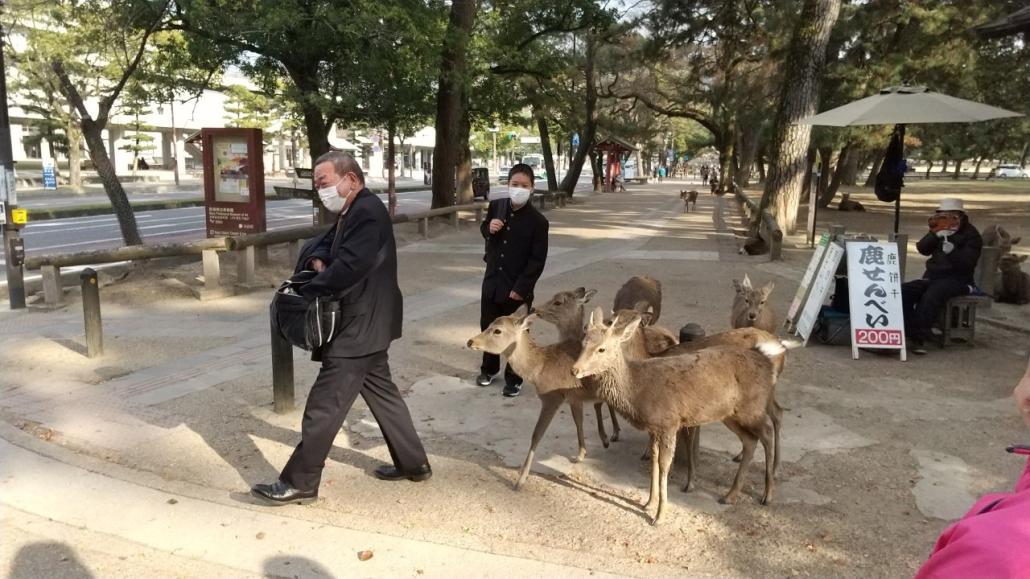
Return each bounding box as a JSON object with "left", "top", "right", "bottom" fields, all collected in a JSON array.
[{"left": 915, "top": 354, "right": 1030, "bottom": 578}]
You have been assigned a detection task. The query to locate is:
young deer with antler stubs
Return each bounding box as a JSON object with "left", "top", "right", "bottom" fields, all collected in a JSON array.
[
  {"left": 467, "top": 304, "right": 616, "bottom": 490},
  {"left": 732, "top": 274, "right": 777, "bottom": 333},
  {"left": 572, "top": 307, "right": 780, "bottom": 525},
  {"left": 534, "top": 287, "right": 622, "bottom": 441}
]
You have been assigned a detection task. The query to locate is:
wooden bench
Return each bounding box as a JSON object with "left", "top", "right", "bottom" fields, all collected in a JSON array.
[{"left": 936, "top": 246, "right": 1000, "bottom": 348}]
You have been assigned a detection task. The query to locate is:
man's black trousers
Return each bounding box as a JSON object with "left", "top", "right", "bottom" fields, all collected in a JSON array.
[{"left": 280, "top": 351, "right": 428, "bottom": 492}]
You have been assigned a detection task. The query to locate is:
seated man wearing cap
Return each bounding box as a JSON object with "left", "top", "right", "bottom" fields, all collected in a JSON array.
[{"left": 901, "top": 198, "right": 983, "bottom": 355}]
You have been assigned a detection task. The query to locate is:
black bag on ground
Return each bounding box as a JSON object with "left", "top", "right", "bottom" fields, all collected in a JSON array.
[{"left": 270, "top": 270, "right": 344, "bottom": 351}]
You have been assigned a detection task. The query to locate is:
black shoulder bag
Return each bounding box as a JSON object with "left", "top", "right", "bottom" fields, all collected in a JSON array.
[{"left": 270, "top": 219, "right": 388, "bottom": 351}]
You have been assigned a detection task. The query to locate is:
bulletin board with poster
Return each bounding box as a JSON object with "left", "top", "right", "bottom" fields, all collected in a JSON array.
[{"left": 201, "top": 128, "right": 266, "bottom": 237}]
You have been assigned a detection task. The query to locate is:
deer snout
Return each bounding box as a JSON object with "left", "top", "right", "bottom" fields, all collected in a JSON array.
[
  {"left": 748, "top": 313, "right": 757, "bottom": 320},
  {"left": 467, "top": 339, "right": 480, "bottom": 350}
]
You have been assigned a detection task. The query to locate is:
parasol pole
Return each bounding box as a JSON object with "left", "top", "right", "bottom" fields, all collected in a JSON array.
[{"left": 894, "top": 123, "right": 905, "bottom": 235}]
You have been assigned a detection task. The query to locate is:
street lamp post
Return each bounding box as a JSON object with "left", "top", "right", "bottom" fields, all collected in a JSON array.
[
  {"left": 0, "top": 3, "right": 26, "bottom": 309},
  {"left": 488, "top": 125, "right": 499, "bottom": 175}
]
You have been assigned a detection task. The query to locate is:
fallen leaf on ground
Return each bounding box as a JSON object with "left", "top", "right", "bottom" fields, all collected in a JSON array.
[{"left": 358, "top": 550, "right": 374, "bottom": 561}]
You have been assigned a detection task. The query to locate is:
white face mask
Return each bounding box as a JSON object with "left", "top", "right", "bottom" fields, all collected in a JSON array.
[
  {"left": 317, "top": 178, "right": 348, "bottom": 213},
  {"left": 509, "top": 186, "right": 531, "bottom": 206}
]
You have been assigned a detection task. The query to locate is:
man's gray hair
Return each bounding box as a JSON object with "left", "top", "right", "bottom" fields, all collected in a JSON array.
[{"left": 314, "top": 151, "right": 365, "bottom": 184}]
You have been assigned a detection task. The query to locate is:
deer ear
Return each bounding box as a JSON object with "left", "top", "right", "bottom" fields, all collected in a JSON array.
[
  {"left": 514, "top": 303, "right": 530, "bottom": 319},
  {"left": 573, "top": 287, "right": 586, "bottom": 298},
  {"left": 581, "top": 289, "right": 597, "bottom": 304},
  {"left": 762, "top": 281, "right": 776, "bottom": 297},
  {"left": 1012, "top": 237, "right": 1022, "bottom": 245},
  {"left": 743, "top": 274, "right": 753, "bottom": 290},
  {"left": 588, "top": 306, "right": 606, "bottom": 328},
  {"left": 1019, "top": 255, "right": 1028, "bottom": 263},
  {"left": 520, "top": 313, "right": 538, "bottom": 330},
  {"left": 640, "top": 311, "right": 655, "bottom": 326},
  {"left": 618, "top": 317, "right": 642, "bottom": 342},
  {"left": 732, "top": 279, "right": 743, "bottom": 293}
]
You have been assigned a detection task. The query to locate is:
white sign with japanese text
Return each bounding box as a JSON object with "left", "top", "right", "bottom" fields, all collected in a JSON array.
[
  {"left": 786, "top": 232, "right": 830, "bottom": 330},
  {"left": 796, "top": 241, "right": 845, "bottom": 344},
  {"left": 846, "top": 241, "right": 907, "bottom": 361}
]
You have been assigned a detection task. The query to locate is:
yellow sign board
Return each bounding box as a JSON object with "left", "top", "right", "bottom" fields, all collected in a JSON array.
[{"left": 11, "top": 208, "right": 27, "bottom": 225}]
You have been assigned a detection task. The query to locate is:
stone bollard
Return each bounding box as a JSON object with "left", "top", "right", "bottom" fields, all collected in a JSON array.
[
  {"left": 80, "top": 268, "right": 103, "bottom": 358},
  {"left": 679, "top": 323, "right": 705, "bottom": 343}
]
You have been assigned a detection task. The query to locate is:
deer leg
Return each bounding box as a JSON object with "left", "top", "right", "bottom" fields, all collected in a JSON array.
[
  {"left": 720, "top": 419, "right": 758, "bottom": 505},
  {"left": 515, "top": 393, "right": 563, "bottom": 490},
  {"left": 570, "top": 400, "right": 587, "bottom": 463},
  {"left": 608, "top": 404, "right": 621, "bottom": 442},
  {"left": 759, "top": 419, "right": 776, "bottom": 505},
  {"left": 652, "top": 430, "right": 677, "bottom": 526},
  {"left": 592, "top": 402, "right": 610, "bottom": 449},
  {"left": 770, "top": 399, "right": 783, "bottom": 478},
  {"left": 681, "top": 427, "right": 699, "bottom": 492},
  {"left": 643, "top": 434, "right": 661, "bottom": 511}
]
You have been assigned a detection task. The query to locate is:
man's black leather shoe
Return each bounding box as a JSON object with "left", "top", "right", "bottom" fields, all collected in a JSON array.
[
  {"left": 250, "top": 480, "right": 318, "bottom": 505},
  {"left": 374, "top": 464, "right": 433, "bottom": 482}
]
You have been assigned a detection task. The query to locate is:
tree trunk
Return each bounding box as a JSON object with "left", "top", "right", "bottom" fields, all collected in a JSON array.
[
  {"left": 952, "top": 158, "right": 963, "bottom": 180},
  {"left": 560, "top": 36, "right": 597, "bottom": 195},
  {"left": 735, "top": 125, "right": 759, "bottom": 187},
  {"left": 588, "top": 149, "right": 602, "bottom": 191},
  {"left": 842, "top": 146, "right": 859, "bottom": 185},
  {"left": 716, "top": 133, "right": 734, "bottom": 193},
  {"left": 66, "top": 115, "right": 83, "bottom": 192},
  {"left": 536, "top": 111, "right": 558, "bottom": 192},
  {"left": 1019, "top": 141, "right": 1029, "bottom": 168},
  {"left": 971, "top": 155, "right": 985, "bottom": 180},
  {"left": 431, "top": 0, "right": 475, "bottom": 208},
  {"left": 760, "top": 0, "right": 841, "bottom": 233},
  {"left": 818, "top": 144, "right": 849, "bottom": 207},
  {"left": 81, "top": 118, "right": 143, "bottom": 245},
  {"left": 756, "top": 150, "right": 768, "bottom": 183},
  {"left": 816, "top": 146, "right": 832, "bottom": 204},
  {"left": 386, "top": 120, "right": 397, "bottom": 216},
  {"left": 863, "top": 149, "right": 884, "bottom": 187},
  {"left": 800, "top": 148, "right": 816, "bottom": 197},
  {"left": 456, "top": 108, "right": 473, "bottom": 204},
  {"left": 940, "top": 158, "right": 948, "bottom": 175}
]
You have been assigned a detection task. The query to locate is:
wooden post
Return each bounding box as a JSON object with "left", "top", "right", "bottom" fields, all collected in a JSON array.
[
  {"left": 287, "top": 240, "right": 302, "bottom": 266},
  {"left": 829, "top": 224, "right": 845, "bottom": 242},
  {"left": 255, "top": 245, "right": 270, "bottom": 267},
  {"left": 41, "top": 265, "right": 62, "bottom": 306},
  {"left": 236, "top": 246, "right": 255, "bottom": 284},
  {"left": 419, "top": 217, "right": 429, "bottom": 239},
  {"left": 475, "top": 207, "right": 484, "bottom": 223},
  {"left": 450, "top": 211, "right": 459, "bottom": 231},
  {"left": 202, "top": 249, "right": 221, "bottom": 288},
  {"left": 271, "top": 317, "right": 295, "bottom": 413},
  {"left": 889, "top": 232, "right": 908, "bottom": 281},
  {"left": 80, "top": 268, "right": 103, "bottom": 358}
]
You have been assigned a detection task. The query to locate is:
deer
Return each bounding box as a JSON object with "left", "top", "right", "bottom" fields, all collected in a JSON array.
[
  {"left": 732, "top": 274, "right": 777, "bottom": 333},
  {"left": 467, "top": 304, "right": 616, "bottom": 490},
  {"left": 533, "top": 287, "right": 622, "bottom": 441},
  {"left": 680, "top": 189, "right": 700, "bottom": 212},
  {"left": 996, "top": 253, "right": 1030, "bottom": 305},
  {"left": 613, "top": 276, "right": 662, "bottom": 325},
  {"left": 572, "top": 307, "right": 781, "bottom": 525},
  {"left": 983, "top": 224, "right": 1021, "bottom": 256}
]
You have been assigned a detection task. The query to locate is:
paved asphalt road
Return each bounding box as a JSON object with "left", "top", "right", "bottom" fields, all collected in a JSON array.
[{"left": 0, "top": 176, "right": 592, "bottom": 285}]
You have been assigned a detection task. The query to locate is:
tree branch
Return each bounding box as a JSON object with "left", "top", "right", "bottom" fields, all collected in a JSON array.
[{"left": 96, "top": 0, "right": 172, "bottom": 124}]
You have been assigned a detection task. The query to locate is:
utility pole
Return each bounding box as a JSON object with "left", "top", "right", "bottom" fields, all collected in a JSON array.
[
  {"left": 1, "top": 2, "right": 26, "bottom": 309},
  {"left": 170, "top": 98, "right": 180, "bottom": 187}
]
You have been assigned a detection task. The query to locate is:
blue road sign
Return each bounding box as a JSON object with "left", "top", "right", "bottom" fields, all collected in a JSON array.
[{"left": 42, "top": 163, "right": 57, "bottom": 190}]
